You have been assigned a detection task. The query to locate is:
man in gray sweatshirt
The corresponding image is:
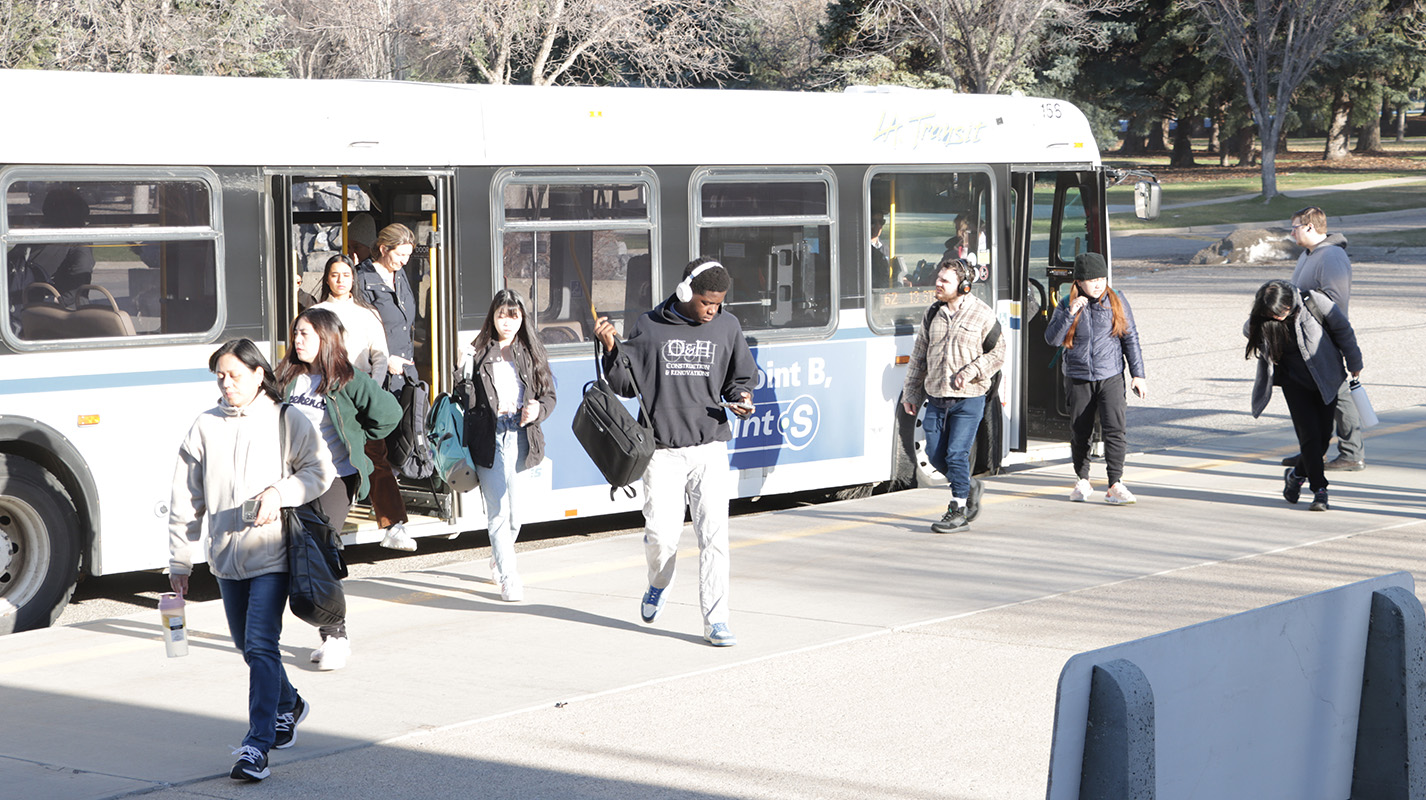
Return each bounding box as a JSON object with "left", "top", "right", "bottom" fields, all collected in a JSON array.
[{"left": 1287, "top": 206, "right": 1364, "bottom": 471}]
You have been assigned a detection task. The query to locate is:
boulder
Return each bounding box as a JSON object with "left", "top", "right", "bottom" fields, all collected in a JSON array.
[{"left": 1191, "top": 228, "right": 1301, "bottom": 265}]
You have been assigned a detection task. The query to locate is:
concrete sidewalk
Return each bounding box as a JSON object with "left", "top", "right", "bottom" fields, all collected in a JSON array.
[{"left": 3, "top": 408, "right": 1425, "bottom": 800}]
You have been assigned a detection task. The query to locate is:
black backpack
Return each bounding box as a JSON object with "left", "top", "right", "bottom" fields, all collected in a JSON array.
[
  {"left": 571, "top": 342, "right": 655, "bottom": 499},
  {"left": 388, "top": 377, "right": 436, "bottom": 481}
]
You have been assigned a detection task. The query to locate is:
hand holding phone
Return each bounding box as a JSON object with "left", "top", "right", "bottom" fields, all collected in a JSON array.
[{"left": 241, "top": 498, "right": 259, "bottom": 524}]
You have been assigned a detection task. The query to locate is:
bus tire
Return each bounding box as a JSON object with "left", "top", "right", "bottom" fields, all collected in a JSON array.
[{"left": 0, "top": 455, "right": 81, "bottom": 635}]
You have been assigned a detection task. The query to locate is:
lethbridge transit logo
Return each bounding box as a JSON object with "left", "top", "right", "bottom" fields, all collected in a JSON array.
[{"left": 729, "top": 346, "right": 864, "bottom": 467}]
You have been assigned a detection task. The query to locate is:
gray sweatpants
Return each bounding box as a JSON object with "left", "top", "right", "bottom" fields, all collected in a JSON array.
[
  {"left": 642, "top": 441, "right": 731, "bottom": 632},
  {"left": 1333, "top": 378, "right": 1365, "bottom": 461}
]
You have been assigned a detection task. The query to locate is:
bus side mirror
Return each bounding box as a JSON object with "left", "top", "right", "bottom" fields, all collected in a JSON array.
[{"left": 1134, "top": 181, "right": 1160, "bottom": 221}]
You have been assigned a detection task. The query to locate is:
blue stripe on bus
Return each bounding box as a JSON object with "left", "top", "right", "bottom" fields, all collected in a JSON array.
[{"left": 0, "top": 368, "right": 214, "bottom": 395}]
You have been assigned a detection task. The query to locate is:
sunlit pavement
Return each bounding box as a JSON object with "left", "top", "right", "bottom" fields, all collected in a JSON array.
[{"left": 3, "top": 407, "right": 1424, "bottom": 799}]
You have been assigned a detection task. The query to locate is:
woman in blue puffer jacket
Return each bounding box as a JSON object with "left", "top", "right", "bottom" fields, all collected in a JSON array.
[{"left": 1045, "top": 252, "right": 1148, "bottom": 505}]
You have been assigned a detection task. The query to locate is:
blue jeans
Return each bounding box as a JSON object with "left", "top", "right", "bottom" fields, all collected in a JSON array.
[
  {"left": 218, "top": 571, "right": 298, "bottom": 753},
  {"left": 922, "top": 395, "right": 987, "bottom": 500},
  {"left": 476, "top": 416, "right": 530, "bottom": 583}
]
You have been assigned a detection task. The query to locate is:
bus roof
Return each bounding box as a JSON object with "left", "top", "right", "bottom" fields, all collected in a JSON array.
[{"left": 1, "top": 69, "right": 1101, "bottom": 169}]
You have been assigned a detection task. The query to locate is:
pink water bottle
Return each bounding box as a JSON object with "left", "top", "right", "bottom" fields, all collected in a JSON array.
[{"left": 158, "top": 592, "right": 188, "bottom": 658}]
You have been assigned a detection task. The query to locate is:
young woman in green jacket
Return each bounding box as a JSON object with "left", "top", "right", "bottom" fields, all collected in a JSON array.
[{"left": 276, "top": 307, "right": 402, "bottom": 670}]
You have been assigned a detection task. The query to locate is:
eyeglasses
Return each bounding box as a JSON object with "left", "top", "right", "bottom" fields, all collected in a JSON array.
[{"left": 1290, "top": 223, "right": 1309, "bottom": 231}]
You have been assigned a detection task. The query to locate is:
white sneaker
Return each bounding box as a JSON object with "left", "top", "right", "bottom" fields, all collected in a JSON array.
[
  {"left": 1069, "top": 479, "right": 1094, "bottom": 503},
  {"left": 317, "top": 636, "right": 350, "bottom": 671},
  {"left": 380, "top": 522, "right": 417, "bottom": 552},
  {"left": 1105, "top": 482, "right": 1137, "bottom": 505},
  {"left": 310, "top": 639, "right": 325, "bottom": 663},
  {"left": 500, "top": 576, "right": 524, "bottom": 603},
  {"left": 489, "top": 557, "right": 500, "bottom": 586}
]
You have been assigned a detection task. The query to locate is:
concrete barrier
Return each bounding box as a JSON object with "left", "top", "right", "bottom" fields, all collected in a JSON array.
[{"left": 1046, "top": 572, "right": 1426, "bottom": 799}]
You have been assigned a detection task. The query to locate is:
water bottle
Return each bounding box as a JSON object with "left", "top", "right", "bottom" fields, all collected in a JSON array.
[
  {"left": 1349, "top": 379, "right": 1379, "bottom": 429},
  {"left": 159, "top": 592, "right": 188, "bottom": 658}
]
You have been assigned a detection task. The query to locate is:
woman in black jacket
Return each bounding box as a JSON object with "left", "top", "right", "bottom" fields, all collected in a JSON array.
[{"left": 463, "top": 290, "right": 556, "bottom": 602}]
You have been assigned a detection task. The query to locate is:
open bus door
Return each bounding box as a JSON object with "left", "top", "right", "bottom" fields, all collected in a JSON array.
[
  {"left": 267, "top": 170, "right": 458, "bottom": 532},
  {"left": 1010, "top": 169, "right": 1108, "bottom": 448}
]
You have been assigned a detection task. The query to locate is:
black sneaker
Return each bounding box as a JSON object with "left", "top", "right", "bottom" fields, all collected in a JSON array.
[
  {"left": 230, "top": 745, "right": 269, "bottom": 781},
  {"left": 1310, "top": 489, "right": 1330, "bottom": 512},
  {"left": 273, "top": 694, "right": 309, "bottom": 750},
  {"left": 931, "top": 506, "right": 969, "bottom": 534},
  {"left": 964, "top": 478, "right": 986, "bottom": 523},
  {"left": 1282, "top": 467, "right": 1305, "bottom": 505}
]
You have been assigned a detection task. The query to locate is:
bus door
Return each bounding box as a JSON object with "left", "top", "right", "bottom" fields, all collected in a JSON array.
[
  {"left": 1010, "top": 169, "right": 1107, "bottom": 447},
  {"left": 267, "top": 170, "right": 456, "bottom": 525}
]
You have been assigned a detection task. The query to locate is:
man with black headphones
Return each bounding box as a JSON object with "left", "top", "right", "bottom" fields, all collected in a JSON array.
[
  {"left": 593, "top": 257, "right": 757, "bottom": 647},
  {"left": 901, "top": 258, "right": 1005, "bottom": 534}
]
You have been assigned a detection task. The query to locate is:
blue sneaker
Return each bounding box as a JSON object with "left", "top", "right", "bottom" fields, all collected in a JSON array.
[
  {"left": 640, "top": 585, "right": 667, "bottom": 623},
  {"left": 705, "top": 623, "right": 737, "bottom": 647}
]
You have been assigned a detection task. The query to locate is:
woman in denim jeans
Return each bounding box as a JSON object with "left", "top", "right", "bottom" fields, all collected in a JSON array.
[
  {"left": 462, "top": 290, "right": 556, "bottom": 602},
  {"left": 168, "top": 339, "right": 333, "bottom": 782}
]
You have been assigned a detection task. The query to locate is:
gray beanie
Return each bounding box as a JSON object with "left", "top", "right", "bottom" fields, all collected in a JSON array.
[{"left": 1074, "top": 252, "right": 1108, "bottom": 281}]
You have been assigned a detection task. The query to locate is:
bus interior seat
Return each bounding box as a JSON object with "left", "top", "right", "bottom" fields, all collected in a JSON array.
[
  {"left": 538, "top": 321, "right": 583, "bottom": 345},
  {"left": 20, "top": 283, "right": 136, "bottom": 339}
]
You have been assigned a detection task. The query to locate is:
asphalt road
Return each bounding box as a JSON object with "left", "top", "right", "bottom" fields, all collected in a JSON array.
[{"left": 54, "top": 252, "right": 1425, "bottom": 628}]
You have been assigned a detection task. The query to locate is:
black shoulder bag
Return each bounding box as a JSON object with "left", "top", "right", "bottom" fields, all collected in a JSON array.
[
  {"left": 279, "top": 405, "right": 348, "bottom": 628},
  {"left": 571, "top": 341, "right": 656, "bottom": 499}
]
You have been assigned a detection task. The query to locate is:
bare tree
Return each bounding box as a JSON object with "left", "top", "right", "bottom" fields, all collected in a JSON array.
[
  {"left": 861, "top": 0, "right": 1138, "bottom": 95},
  {"left": 271, "top": 0, "right": 438, "bottom": 80},
  {"left": 729, "top": 0, "right": 829, "bottom": 90},
  {"left": 1185, "top": 0, "right": 1378, "bottom": 200},
  {"left": 3, "top": 0, "right": 286, "bottom": 75},
  {"left": 421, "top": 0, "right": 735, "bottom": 86}
]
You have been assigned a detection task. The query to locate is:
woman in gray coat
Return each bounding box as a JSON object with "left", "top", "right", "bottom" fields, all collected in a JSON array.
[{"left": 1245, "top": 280, "right": 1362, "bottom": 511}]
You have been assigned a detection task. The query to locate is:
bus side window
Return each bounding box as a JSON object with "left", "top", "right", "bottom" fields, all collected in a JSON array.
[
  {"left": 694, "top": 172, "right": 835, "bottom": 335},
  {"left": 494, "top": 172, "right": 656, "bottom": 346},
  {"left": 3, "top": 175, "right": 221, "bottom": 344}
]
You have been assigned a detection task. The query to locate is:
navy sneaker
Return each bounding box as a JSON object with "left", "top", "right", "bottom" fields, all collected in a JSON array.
[
  {"left": 273, "top": 694, "right": 309, "bottom": 750},
  {"left": 705, "top": 623, "right": 737, "bottom": 647},
  {"left": 1282, "top": 467, "right": 1305, "bottom": 505},
  {"left": 230, "top": 745, "right": 269, "bottom": 781},
  {"left": 640, "top": 585, "right": 667, "bottom": 623},
  {"left": 1310, "top": 489, "right": 1330, "bottom": 512}
]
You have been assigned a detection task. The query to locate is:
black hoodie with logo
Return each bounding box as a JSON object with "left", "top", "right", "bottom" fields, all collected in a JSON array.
[{"left": 602, "top": 295, "right": 757, "bottom": 449}]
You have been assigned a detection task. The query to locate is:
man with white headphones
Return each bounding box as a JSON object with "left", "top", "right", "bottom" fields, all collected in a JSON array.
[
  {"left": 901, "top": 257, "right": 1005, "bottom": 534},
  {"left": 593, "top": 257, "right": 757, "bottom": 647}
]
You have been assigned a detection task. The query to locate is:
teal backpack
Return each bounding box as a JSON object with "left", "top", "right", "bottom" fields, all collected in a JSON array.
[{"left": 427, "top": 379, "right": 478, "bottom": 493}]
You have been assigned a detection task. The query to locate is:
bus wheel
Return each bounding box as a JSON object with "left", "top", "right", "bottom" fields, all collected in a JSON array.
[{"left": 0, "top": 455, "right": 81, "bottom": 635}]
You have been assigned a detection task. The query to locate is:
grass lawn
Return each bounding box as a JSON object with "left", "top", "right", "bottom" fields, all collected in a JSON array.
[
  {"left": 1109, "top": 180, "right": 1426, "bottom": 230},
  {"left": 1351, "top": 228, "right": 1426, "bottom": 247}
]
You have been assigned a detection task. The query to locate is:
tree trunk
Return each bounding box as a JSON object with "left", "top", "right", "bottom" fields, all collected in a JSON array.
[
  {"left": 1397, "top": 103, "right": 1408, "bottom": 143},
  {"left": 1148, "top": 118, "right": 1170, "bottom": 152},
  {"left": 1117, "top": 114, "right": 1148, "bottom": 155},
  {"left": 1354, "top": 94, "right": 1384, "bottom": 154},
  {"left": 1207, "top": 117, "right": 1221, "bottom": 154},
  {"left": 1170, "top": 123, "right": 1196, "bottom": 167},
  {"left": 1260, "top": 137, "right": 1278, "bottom": 200},
  {"left": 1324, "top": 87, "right": 1351, "bottom": 160}
]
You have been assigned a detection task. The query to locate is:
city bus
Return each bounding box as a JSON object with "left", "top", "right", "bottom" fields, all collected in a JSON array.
[{"left": 0, "top": 68, "right": 1157, "bottom": 633}]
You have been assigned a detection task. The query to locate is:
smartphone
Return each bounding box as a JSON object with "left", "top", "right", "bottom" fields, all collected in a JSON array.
[
  {"left": 241, "top": 498, "right": 259, "bottom": 524},
  {"left": 719, "top": 400, "right": 755, "bottom": 412}
]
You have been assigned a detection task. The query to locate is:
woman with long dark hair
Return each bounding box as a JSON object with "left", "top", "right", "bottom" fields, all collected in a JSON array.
[
  {"left": 1045, "top": 252, "right": 1147, "bottom": 505},
  {"left": 168, "top": 339, "right": 334, "bottom": 781},
  {"left": 275, "top": 308, "right": 401, "bottom": 669},
  {"left": 462, "top": 289, "right": 556, "bottom": 602},
  {"left": 1246, "top": 279, "right": 1362, "bottom": 511},
  {"left": 312, "top": 254, "right": 389, "bottom": 381}
]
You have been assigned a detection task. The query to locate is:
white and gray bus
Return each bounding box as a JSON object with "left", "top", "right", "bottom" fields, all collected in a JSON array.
[{"left": 0, "top": 68, "right": 1156, "bottom": 632}]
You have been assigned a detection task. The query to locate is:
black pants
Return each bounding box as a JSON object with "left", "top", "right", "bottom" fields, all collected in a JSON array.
[
  {"left": 315, "top": 473, "right": 358, "bottom": 640},
  {"left": 1067, "top": 373, "right": 1128, "bottom": 486},
  {"left": 1280, "top": 382, "right": 1336, "bottom": 493}
]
